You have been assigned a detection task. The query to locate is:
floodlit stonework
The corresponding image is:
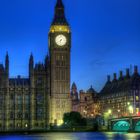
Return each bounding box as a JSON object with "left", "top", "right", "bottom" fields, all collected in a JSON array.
[{"left": 0, "top": 0, "right": 71, "bottom": 131}]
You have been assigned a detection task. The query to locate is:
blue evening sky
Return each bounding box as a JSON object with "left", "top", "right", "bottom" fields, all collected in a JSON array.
[{"left": 0, "top": 0, "right": 140, "bottom": 92}]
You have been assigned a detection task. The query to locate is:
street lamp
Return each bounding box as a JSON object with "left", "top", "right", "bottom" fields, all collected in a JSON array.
[
  {"left": 117, "top": 109, "right": 120, "bottom": 118},
  {"left": 128, "top": 105, "right": 133, "bottom": 115},
  {"left": 127, "top": 101, "right": 133, "bottom": 116},
  {"left": 108, "top": 109, "right": 112, "bottom": 114},
  {"left": 127, "top": 102, "right": 130, "bottom": 106}
]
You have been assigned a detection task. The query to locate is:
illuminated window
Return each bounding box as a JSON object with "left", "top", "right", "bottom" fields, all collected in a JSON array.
[
  {"left": 25, "top": 123, "right": 28, "bottom": 128},
  {"left": 17, "top": 123, "right": 21, "bottom": 128},
  {"left": 136, "top": 108, "right": 139, "bottom": 114},
  {"left": 136, "top": 96, "right": 139, "bottom": 101}
]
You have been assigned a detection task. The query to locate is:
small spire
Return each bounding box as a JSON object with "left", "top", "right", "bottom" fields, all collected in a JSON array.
[
  {"left": 6, "top": 51, "right": 9, "bottom": 60},
  {"left": 5, "top": 52, "right": 9, "bottom": 64},
  {"left": 29, "top": 53, "right": 34, "bottom": 61},
  {"left": 45, "top": 55, "right": 49, "bottom": 68},
  {"left": 5, "top": 51, "right": 9, "bottom": 71},
  {"left": 29, "top": 53, "right": 34, "bottom": 68},
  {"left": 71, "top": 82, "right": 77, "bottom": 90}
]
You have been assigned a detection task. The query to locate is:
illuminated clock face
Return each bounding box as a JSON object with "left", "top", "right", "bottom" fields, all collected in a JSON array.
[{"left": 55, "top": 34, "right": 67, "bottom": 46}]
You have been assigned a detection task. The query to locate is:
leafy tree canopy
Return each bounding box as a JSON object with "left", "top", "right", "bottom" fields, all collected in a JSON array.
[{"left": 63, "top": 111, "right": 86, "bottom": 127}]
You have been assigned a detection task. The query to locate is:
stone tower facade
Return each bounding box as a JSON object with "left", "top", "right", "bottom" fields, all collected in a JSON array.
[
  {"left": 0, "top": 0, "right": 71, "bottom": 131},
  {"left": 49, "top": 0, "right": 72, "bottom": 125}
]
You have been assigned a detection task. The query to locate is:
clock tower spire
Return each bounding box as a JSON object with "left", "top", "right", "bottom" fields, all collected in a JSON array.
[
  {"left": 48, "top": 0, "right": 71, "bottom": 125},
  {"left": 52, "top": 0, "right": 68, "bottom": 25}
]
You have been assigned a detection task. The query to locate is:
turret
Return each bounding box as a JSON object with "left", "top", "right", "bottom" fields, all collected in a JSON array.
[
  {"left": 29, "top": 53, "right": 34, "bottom": 77},
  {"left": 45, "top": 54, "right": 50, "bottom": 68},
  {"left": 5, "top": 52, "right": 9, "bottom": 77},
  {"left": 71, "top": 82, "right": 78, "bottom": 101},
  {"left": 71, "top": 82, "right": 77, "bottom": 94},
  {"left": 113, "top": 73, "right": 117, "bottom": 81}
]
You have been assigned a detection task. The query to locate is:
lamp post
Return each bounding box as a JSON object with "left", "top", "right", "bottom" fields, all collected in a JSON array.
[
  {"left": 128, "top": 106, "right": 133, "bottom": 115},
  {"left": 117, "top": 109, "right": 120, "bottom": 118},
  {"left": 103, "top": 109, "right": 112, "bottom": 126},
  {"left": 127, "top": 102, "right": 133, "bottom": 116}
]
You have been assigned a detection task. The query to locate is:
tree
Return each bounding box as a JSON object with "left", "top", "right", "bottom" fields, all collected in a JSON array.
[{"left": 63, "top": 111, "right": 87, "bottom": 127}]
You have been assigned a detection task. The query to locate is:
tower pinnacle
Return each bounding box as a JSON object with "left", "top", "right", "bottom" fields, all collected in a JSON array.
[
  {"left": 52, "top": 0, "right": 68, "bottom": 25},
  {"left": 56, "top": 0, "right": 64, "bottom": 7}
]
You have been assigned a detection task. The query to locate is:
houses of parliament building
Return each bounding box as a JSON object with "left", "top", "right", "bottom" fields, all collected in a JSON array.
[
  {"left": 1, "top": 0, "right": 140, "bottom": 133},
  {"left": 0, "top": 0, "right": 71, "bottom": 131}
]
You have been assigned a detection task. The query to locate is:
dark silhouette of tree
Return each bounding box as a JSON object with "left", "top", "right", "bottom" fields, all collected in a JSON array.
[{"left": 63, "top": 111, "right": 87, "bottom": 127}]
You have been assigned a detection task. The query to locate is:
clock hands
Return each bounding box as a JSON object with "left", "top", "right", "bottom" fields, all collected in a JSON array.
[
  {"left": 60, "top": 39, "right": 62, "bottom": 43},
  {"left": 55, "top": 34, "right": 67, "bottom": 46}
]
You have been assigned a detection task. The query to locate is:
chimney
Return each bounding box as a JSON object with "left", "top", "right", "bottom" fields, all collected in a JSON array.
[
  {"left": 126, "top": 68, "right": 130, "bottom": 77},
  {"left": 113, "top": 73, "right": 117, "bottom": 80},
  {"left": 107, "top": 75, "right": 111, "bottom": 82},
  {"left": 134, "top": 65, "right": 138, "bottom": 74},
  {"left": 119, "top": 71, "right": 123, "bottom": 79}
]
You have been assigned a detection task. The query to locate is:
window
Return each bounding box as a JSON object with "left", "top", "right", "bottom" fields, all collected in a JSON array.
[
  {"left": 10, "top": 94, "right": 14, "bottom": 100},
  {"left": 25, "top": 95, "right": 30, "bottom": 110},
  {"left": 17, "top": 95, "right": 22, "bottom": 104},
  {"left": 37, "top": 108, "right": 43, "bottom": 119},
  {"left": 37, "top": 77, "right": 43, "bottom": 85},
  {"left": 10, "top": 112, "right": 14, "bottom": 119},
  {"left": 136, "top": 96, "right": 139, "bottom": 101},
  {"left": 25, "top": 113, "right": 29, "bottom": 119},
  {"left": 9, "top": 124, "right": 13, "bottom": 128},
  {"left": 17, "top": 123, "right": 21, "bottom": 128},
  {"left": 35, "top": 123, "right": 38, "bottom": 127},
  {"left": 37, "top": 94, "right": 44, "bottom": 105},
  {"left": 25, "top": 95, "right": 29, "bottom": 104},
  {"left": 136, "top": 108, "right": 139, "bottom": 114},
  {"left": 0, "top": 96, "right": 3, "bottom": 110},
  {"left": 25, "top": 123, "right": 28, "bottom": 128},
  {"left": 17, "top": 112, "right": 22, "bottom": 119}
]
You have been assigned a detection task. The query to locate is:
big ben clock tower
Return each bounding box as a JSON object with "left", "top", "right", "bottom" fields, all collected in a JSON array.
[{"left": 49, "top": 0, "right": 71, "bottom": 125}]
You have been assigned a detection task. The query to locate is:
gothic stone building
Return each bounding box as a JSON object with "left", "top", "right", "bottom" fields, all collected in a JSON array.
[
  {"left": 71, "top": 66, "right": 140, "bottom": 120},
  {"left": 71, "top": 83, "right": 100, "bottom": 118},
  {"left": 0, "top": 0, "right": 71, "bottom": 131},
  {"left": 99, "top": 66, "right": 140, "bottom": 118}
]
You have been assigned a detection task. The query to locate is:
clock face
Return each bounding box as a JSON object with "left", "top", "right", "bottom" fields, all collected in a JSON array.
[{"left": 55, "top": 34, "right": 67, "bottom": 46}]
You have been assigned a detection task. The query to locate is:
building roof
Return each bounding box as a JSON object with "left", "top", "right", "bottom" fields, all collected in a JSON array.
[
  {"left": 100, "top": 67, "right": 140, "bottom": 97},
  {"left": 9, "top": 76, "right": 29, "bottom": 86},
  {"left": 87, "top": 86, "right": 97, "bottom": 94}
]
